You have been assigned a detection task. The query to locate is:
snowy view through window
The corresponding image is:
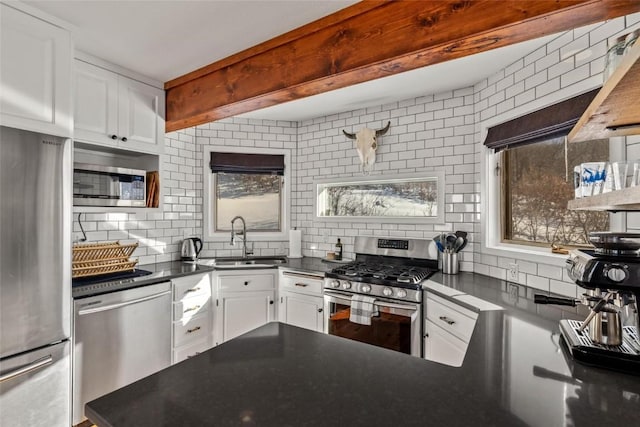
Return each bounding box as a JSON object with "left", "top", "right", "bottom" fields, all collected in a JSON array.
[
  {"left": 215, "top": 173, "right": 281, "bottom": 231},
  {"left": 317, "top": 178, "right": 438, "bottom": 218},
  {"left": 504, "top": 137, "right": 609, "bottom": 246}
]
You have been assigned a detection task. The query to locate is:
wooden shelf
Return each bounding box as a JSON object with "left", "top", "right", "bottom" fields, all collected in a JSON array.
[
  {"left": 569, "top": 37, "right": 640, "bottom": 142},
  {"left": 568, "top": 185, "right": 640, "bottom": 211}
]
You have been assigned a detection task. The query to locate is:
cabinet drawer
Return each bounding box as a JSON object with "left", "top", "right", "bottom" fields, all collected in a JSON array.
[
  {"left": 173, "top": 340, "right": 210, "bottom": 364},
  {"left": 426, "top": 293, "right": 478, "bottom": 341},
  {"left": 218, "top": 274, "right": 274, "bottom": 292},
  {"left": 173, "top": 312, "right": 210, "bottom": 347},
  {"left": 173, "top": 295, "right": 210, "bottom": 321},
  {"left": 173, "top": 274, "right": 211, "bottom": 301},
  {"left": 280, "top": 270, "right": 323, "bottom": 296}
]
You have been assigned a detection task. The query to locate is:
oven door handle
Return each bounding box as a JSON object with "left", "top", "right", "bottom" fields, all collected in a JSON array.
[{"left": 324, "top": 291, "right": 418, "bottom": 312}]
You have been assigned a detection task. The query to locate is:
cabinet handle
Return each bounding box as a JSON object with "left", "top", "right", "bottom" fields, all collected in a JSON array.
[
  {"left": 318, "top": 308, "right": 323, "bottom": 313},
  {"left": 438, "top": 316, "right": 455, "bottom": 325},
  {"left": 295, "top": 283, "right": 309, "bottom": 287},
  {"left": 111, "top": 134, "right": 118, "bottom": 140},
  {"left": 186, "top": 352, "right": 201, "bottom": 359},
  {"left": 184, "top": 305, "right": 201, "bottom": 313},
  {"left": 121, "top": 137, "right": 128, "bottom": 142},
  {"left": 244, "top": 281, "right": 249, "bottom": 286},
  {"left": 269, "top": 300, "right": 274, "bottom": 305},
  {"left": 184, "top": 287, "right": 200, "bottom": 294},
  {"left": 187, "top": 326, "right": 201, "bottom": 333}
]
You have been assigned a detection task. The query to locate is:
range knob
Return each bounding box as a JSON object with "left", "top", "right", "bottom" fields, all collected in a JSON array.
[
  {"left": 342, "top": 281, "right": 352, "bottom": 290},
  {"left": 361, "top": 284, "right": 372, "bottom": 293},
  {"left": 382, "top": 287, "right": 393, "bottom": 297},
  {"left": 330, "top": 280, "right": 340, "bottom": 288},
  {"left": 396, "top": 289, "right": 407, "bottom": 299},
  {"left": 605, "top": 265, "right": 627, "bottom": 283}
]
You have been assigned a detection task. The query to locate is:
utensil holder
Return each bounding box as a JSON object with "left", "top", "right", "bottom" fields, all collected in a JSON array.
[{"left": 442, "top": 252, "right": 459, "bottom": 275}]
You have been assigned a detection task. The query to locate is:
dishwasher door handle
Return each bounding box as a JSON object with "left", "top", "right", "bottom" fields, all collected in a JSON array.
[{"left": 78, "top": 290, "right": 171, "bottom": 315}]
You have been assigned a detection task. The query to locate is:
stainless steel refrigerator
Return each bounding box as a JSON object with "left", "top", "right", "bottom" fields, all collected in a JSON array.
[{"left": 0, "top": 125, "right": 72, "bottom": 426}]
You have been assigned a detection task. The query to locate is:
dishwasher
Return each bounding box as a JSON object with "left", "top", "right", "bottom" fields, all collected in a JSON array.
[{"left": 72, "top": 281, "right": 172, "bottom": 425}]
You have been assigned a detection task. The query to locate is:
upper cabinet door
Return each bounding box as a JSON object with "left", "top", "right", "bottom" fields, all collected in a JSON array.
[
  {"left": 0, "top": 4, "right": 72, "bottom": 137},
  {"left": 74, "top": 60, "right": 119, "bottom": 146},
  {"left": 118, "top": 77, "right": 164, "bottom": 153}
]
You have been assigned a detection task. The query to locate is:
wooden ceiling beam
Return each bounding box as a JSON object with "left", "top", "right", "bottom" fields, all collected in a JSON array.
[{"left": 165, "top": 0, "right": 640, "bottom": 132}]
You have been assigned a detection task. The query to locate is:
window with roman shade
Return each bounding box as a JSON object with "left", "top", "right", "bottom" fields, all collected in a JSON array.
[
  {"left": 483, "top": 89, "right": 609, "bottom": 247},
  {"left": 206, "top": 150, "right": 288, "bottom": 236}
]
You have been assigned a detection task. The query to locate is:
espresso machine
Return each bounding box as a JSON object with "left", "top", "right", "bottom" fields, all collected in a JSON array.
[{"left": 535, "top": 232, "right": 640, "bottom": 374}]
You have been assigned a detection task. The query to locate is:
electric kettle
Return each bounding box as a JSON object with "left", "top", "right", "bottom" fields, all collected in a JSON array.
[{"left": 181, "top": 237, "right": 203, "bottom": 261}]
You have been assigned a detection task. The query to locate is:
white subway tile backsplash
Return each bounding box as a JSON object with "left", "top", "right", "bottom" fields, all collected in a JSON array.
[{"left": 78, "top": 14, "right": 635, "bottom": 290}]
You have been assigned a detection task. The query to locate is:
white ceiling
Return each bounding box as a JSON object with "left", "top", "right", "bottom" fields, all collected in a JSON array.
[{"left": 24, "top": 0, "right": 560, "bottom": 122}]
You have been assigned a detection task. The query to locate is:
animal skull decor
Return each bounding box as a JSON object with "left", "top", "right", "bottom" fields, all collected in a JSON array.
[{"left": 343, "top": 121, "right": 391, "bottom": 174}]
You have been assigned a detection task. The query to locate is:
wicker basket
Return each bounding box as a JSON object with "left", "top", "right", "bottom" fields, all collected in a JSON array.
[{"left": 72, "top": 241, "right": 139, "bottom": 278}]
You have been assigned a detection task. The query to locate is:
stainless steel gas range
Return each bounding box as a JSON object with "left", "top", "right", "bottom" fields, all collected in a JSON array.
[{"left": 323, "top": 237, "right": 438, "bottom": 357}]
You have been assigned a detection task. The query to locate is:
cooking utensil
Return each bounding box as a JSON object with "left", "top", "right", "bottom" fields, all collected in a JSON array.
[
  {"left": 454, "top": 231, "right": 467, "bottom": 240},
  {"left": 453, "top": 236, "right": 465, "bottom": 253},
  {"left": 445, "top": 233, "right": 457, "bottom": 251}
]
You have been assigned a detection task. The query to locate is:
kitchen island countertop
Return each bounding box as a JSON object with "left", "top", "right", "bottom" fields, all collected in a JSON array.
[{"left": 86, "top": 270, "right": 640, "bottom": 427}]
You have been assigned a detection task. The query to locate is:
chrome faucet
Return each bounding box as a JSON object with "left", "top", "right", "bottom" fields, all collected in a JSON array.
[{"left": 230, "top": 216, "right": 253, "bottom": 258}]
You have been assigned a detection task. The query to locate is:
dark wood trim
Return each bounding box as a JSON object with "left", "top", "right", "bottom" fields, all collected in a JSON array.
[{"left": 165, "top": 0, "right": 640, "bottom": 132}]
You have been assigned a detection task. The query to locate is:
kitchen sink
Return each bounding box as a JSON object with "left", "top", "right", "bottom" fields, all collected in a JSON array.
[{"left": 196, "top": 256, "right": 287, "bottom": 269}]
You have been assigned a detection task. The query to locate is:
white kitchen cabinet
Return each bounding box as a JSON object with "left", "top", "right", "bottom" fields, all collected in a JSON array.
[
  {"left": 424, "top": 319, "right": 467, "bottom": 367},
  {"left": 278, "top": 270, "right": 324, "bottom": 333},
  {"left": 424, "top": 292, "right": 478, "bottom": 367},
  {"left": 279, "top": 290, "right": 324, "bottom": 332},
  {"left": 214, "top": 270, "right": 276, "bottom": 344},
  {"left": 171, "top": 273, "right": 212, "bottom": 364},
  {"left": 0, "top": 3, "right": 72, "bottom": 137},
  {"left": 74, "top": 59, "right": 164, "bottom": 154}
]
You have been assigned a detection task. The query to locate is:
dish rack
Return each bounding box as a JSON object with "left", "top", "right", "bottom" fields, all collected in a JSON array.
[{"left": 72, "top": 241, "right": 139, "bottom": 278}]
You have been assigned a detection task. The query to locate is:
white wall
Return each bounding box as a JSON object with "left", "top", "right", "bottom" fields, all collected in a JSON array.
[{"left": 76, "top": 12, "right": 640, "bottom": 298}]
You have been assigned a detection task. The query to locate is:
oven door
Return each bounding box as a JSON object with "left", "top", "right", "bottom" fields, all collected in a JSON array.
[{"left": 323, "top": 290, "right": 421, "bottom": 357}]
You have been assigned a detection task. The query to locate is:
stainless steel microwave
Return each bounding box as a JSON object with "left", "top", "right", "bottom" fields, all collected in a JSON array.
[{"left": 73, "top": 163, "right": 146, "bottom": 207}]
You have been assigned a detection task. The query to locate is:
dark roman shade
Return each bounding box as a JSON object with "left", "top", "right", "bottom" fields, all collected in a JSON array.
[
  {"left": 483, "top": 88, "right": 599, "bottom": 152},
  {"left": 209, "top": 152, "right": 284, "bottom": 175}
]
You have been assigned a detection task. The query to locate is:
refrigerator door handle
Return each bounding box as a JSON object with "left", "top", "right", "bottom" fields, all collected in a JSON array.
[
  {"left": 77, "top": 289, "right": 171, "bottom": 316},
  {"left": 0, "top": 355, "right": 53, "bottom": 383}
]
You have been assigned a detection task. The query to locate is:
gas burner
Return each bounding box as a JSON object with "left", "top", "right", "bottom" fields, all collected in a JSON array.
[{"left": 327, "top": 261, "right": 436, "bottom": 288}]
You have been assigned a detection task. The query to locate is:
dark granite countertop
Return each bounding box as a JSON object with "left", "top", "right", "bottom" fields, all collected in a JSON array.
[
  {"left": 72, "top": 261, "right": 216, "bottom": 298},
  {"left": 72, "top": 257, "right": 333, "bottom": 298},
  {"left": 86, "top": 269, "right": 640, "bottom": 427}
]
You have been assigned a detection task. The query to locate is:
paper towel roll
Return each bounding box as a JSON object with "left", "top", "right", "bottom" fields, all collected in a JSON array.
[{"left": 289, "top": 229, "right": 302, "bottom": 258}]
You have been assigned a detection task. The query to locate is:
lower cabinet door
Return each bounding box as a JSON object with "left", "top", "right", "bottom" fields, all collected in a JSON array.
[
  {"left": 217, "top": 291, "right": 275, "bottom": 343},
  {"left": 424, "top": 320, "right": 468, "bottom": 367},
  {"left": 279, "top": 291, "right": 324, "bottom": 332}
]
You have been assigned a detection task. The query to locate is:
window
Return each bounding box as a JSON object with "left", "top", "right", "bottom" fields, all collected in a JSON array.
[
  {"left": 315, "top": 172, "right": 445, "bottom": 224},
  {"left": 204, "top": 148, "right": 290, "bottom": 240},
  {"left": 214, "top": 173, "right": 282, "bottom": 232},
  {"left": 482, "top": 88, "right": 614, "bottom": 256},
  {"left": 501, "top": 137, "right": 609, "bottom": 246}
]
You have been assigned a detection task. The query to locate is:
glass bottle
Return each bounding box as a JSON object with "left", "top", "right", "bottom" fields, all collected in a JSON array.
[
  {"left": 335, "top": 238, "right": 343, "bottom": 261},
  {"left": 603, "top": 35, "right": 627, "bottom": 80},
  {"left": 624, "top": 29, "right": 639, "bottom": 56}
]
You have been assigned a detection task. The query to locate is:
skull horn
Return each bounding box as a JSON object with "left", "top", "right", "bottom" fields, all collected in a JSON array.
[
  {"left": 375, "top": 121, "right": 391, "bottom": 137},
  {"left": 342, "top": 129, "right": 357, "bottom": 139}
]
